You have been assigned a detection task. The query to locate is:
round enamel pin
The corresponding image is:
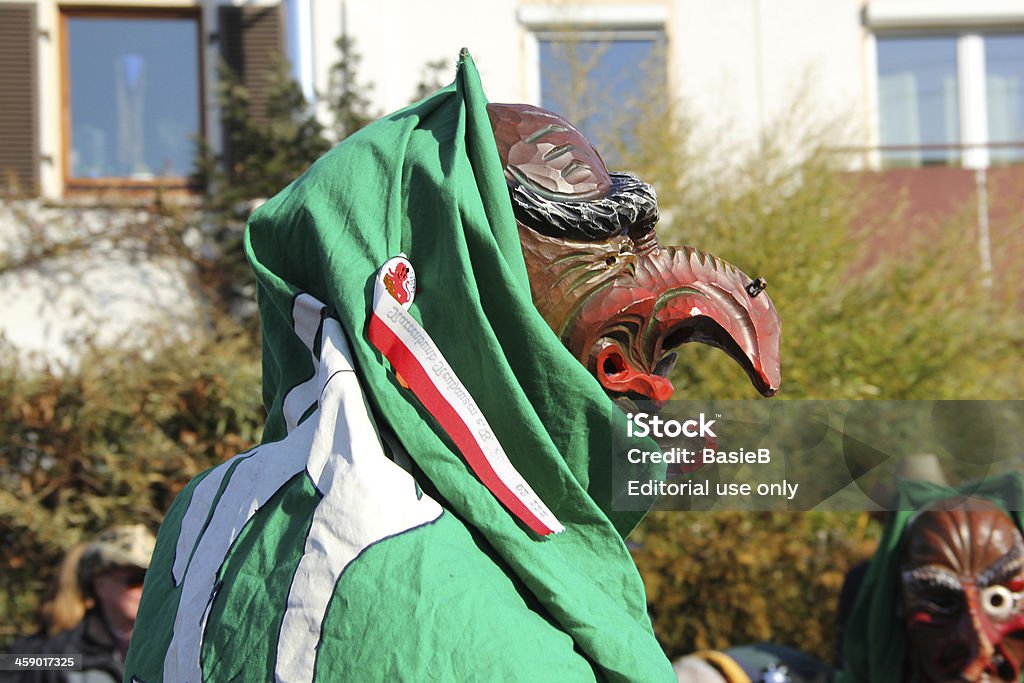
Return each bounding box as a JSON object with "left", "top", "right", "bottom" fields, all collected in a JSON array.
[{"left": 376, "top": 255, "right": 416, "bottom": 309}]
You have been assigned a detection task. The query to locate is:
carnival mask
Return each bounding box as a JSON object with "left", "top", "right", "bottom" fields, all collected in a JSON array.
[
  {"left": 487, "top": 103, "right": 781, "bottom": 405},
  {"left": 900, "top": 498, "right": 1024, "bottom": 682}
]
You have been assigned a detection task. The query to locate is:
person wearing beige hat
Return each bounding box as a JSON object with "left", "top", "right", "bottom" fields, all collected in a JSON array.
[{"left": 15, "top": 525, "right": 155, "bottom": 683}]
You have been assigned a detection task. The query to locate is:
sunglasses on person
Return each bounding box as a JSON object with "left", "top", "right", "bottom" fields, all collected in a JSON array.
[{"left": 106, "top": 567, "right": 147, "bottom": 588}]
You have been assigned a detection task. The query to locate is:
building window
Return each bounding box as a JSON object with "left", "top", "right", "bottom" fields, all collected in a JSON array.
[
  {"left": 985, "top": 34, "right": 1024, "bottom": 165},
  {"left": 63, "top": 10, "right": 201, "bottom": 183},
  {"left": 537, "top": 32, "right": 666, "bottom": 162},
  {"left": 877, "top": 36, "right": 960, "bottom": 167},
  {"left": 876, "top": 31, "right": 1024, "bottom": 168},
  {"left": 519, "top": 5, "right": 669, "bottom": 165}
]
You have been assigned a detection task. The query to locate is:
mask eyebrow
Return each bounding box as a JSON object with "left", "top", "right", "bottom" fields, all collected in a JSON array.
[
  {"left": 902, "top": 566, "right": 963, "bottom": 593},
  {"left": 979, "top": 539, "right": 1024, "bottom": 588}
]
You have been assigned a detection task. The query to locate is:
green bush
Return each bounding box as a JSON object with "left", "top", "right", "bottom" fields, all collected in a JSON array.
[{"left": 632, "top": 510, "right": 879, "bottom": 663}]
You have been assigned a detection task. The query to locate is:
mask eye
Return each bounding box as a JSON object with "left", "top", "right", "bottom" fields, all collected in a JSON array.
[
  {"left": 981, "top": 585, "right": 1016, "bottom": 619},
  {"left": 921, "top": 588, "right": 961, "bottom": 616}
]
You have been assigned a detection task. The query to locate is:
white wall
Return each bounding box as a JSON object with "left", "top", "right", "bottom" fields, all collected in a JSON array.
[
  {"left": 336, "top": 0, "right": 527, "bottom": 116},
  {"left": 673, "top": 0, "right": 868, "bottom": 160},
  {"left": 0, "top": 201, "right": 204, "bottom": 368}
]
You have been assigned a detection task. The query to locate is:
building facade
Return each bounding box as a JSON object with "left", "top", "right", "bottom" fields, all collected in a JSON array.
[{"left": 2, "top": 0, "right": 1022, "bottom": 198}]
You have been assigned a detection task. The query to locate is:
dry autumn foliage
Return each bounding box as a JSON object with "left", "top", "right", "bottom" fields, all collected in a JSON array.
[{"left": 0, "top": 323, "right": 263, "bottom": 644}]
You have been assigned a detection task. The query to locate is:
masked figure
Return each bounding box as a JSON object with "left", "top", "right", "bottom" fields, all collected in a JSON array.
[
  {"left": 838, "top": 473, "right": 1024, "bottom": 683},
  {"left": 125, "top": 51, "right": 779, "bottom": 683},
  {"left": 900, "top": 498, "right": 1024, "bottom": 682}
]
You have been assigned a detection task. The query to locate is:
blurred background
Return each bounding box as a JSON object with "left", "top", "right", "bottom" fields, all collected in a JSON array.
[{"left": 1, "top": 0, "right": 1022, "bottom": 666}]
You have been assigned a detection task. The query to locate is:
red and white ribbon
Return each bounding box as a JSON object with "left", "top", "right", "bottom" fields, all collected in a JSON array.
[{"left": 367, "top": 255, "right": 564, "bottom": 536}]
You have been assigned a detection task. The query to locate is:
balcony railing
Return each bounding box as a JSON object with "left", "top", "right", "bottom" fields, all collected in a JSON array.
[{"left": 832, "top": 141, "right": 1024, "bottom": 170}]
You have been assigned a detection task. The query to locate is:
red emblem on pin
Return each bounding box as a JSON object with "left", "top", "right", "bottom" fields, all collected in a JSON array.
[{"left": 378, "top": 255, "right": 416, "bottom": 308}]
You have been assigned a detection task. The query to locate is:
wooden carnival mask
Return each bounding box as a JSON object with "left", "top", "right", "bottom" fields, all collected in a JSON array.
[
  {"left": 900, "top": 498, "right": 1024, "bottom": 682},
  {"left": 487, "top": 103, "right": 781, "bottom": 405}
]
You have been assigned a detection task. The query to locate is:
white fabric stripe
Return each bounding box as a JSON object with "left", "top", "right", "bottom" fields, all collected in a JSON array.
[
  {"left": 292, "top": 293, "right": 324, "bottom": 352},
  {"left": 274, "top": 320, "right": 442, "bottom": 683},
  {"left": 165, "top": 294, "right": 332, "bottom": 679},
  {"left": 163, "top": 418, "right": 314, "bottom": 682},
  {"left": 165, "top": 303, "right": 444, "bottom": 683},
  {"left": 173, "top": 294, "right": 330, "bottom": 584},
  {"left": 283, "top": 376, "right": 321, "bottom": 435},
  {"left": 372, "top": 291, "right": 563, "bottom": 534},
  {"left": 303, "top": 320, "right": 357, "bottom": 486},
  {"left": 283, "top": 295, "right": 328, "bottom": 434},
  {"left": 172, "top": 450, "right": 253, "bottom": 584}
]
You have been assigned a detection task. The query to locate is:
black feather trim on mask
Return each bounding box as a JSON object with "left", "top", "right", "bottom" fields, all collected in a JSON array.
[{"left": 509, "top": 172, "right": 659, "bottom": 242}]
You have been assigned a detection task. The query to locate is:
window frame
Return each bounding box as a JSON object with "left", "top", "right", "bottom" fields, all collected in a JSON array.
[
  {"left": 59, "top": 6, "right": 205, "bottom": 192},
  {"left": 518, "top": 4, "right": 670, "bottom": 106},
  {"left": 872, "top": 31, "right": 965, "bottom": 168},
  {"left": 866, "top": 2, "right": 1024, "bottom": 169},
  {"left": 533, "top": 28, "right": 667, "bottom": 142}
]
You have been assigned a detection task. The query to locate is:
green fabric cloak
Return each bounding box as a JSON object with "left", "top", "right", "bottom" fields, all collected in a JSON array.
[{"left": 124, "top": 50, "right": 673, "bottom": 682}]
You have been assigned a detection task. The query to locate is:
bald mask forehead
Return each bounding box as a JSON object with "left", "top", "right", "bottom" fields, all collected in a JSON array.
[{"left": 902, "top": 499, "right": 1024, "bottom": 580}]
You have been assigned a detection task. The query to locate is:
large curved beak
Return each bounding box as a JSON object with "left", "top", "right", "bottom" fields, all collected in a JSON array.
[
  {"left": 572, "top": 245, "right": 781, "bottom": 404},
  {"left": 651, "top": 245, "right": 781, "bottom": 397}
]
